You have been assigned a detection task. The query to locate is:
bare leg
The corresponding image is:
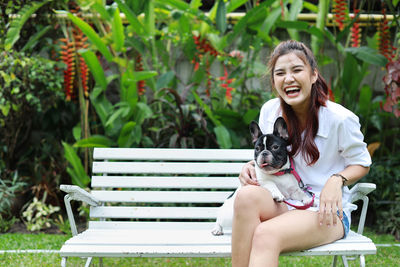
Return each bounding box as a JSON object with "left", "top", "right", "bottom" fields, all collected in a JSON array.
[
  {"left": 249, "top": 209, "right": 344, "bottom": 267},
  {"left": 231, "top": 185, "right": 288, "bottom": 267}
]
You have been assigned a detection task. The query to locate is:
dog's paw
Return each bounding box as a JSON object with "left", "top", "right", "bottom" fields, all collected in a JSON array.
[
  {"left": 272, "top": 192, "right": 285, "bottom": 202},
  {"left": 269, "top": 188, "right": 285, "bottom": 202},
  {"left": 211, "top": 224, "right": 224, "bottom": 236}
]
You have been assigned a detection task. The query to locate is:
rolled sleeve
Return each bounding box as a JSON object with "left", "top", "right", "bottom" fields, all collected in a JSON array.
[{"left": 338, "top": 114, "right": 372, "bottom": 167}]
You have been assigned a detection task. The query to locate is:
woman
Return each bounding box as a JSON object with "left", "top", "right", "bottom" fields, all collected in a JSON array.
[{"left": 231, "top": 40, "right": 371, "bottom": 267}]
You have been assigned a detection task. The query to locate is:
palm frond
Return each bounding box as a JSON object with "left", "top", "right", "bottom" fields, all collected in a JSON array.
[{"left": 4, "top": 0, "right": 50, "bottom": 51}]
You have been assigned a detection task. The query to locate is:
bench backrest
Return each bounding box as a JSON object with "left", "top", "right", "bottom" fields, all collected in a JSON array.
[{"left": 89, "top": 148, "right": 252, "bottom": 223}]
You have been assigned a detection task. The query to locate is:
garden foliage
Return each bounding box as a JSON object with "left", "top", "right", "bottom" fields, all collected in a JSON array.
[{"left": 0, "top": 0, "right": 399, "bottom": 236}]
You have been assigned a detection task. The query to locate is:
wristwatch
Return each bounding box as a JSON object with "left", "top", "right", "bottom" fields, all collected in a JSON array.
[{"left": 332, "top": 173, "right": 348, "bottom": 186}]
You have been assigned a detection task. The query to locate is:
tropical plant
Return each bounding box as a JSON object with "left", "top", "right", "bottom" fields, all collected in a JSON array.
[
  {"left": 1, "top": 0, "right": 51, "bottom": 51},
  {"left": 22, "top": 195, "right": 60, "bottom": 232}
]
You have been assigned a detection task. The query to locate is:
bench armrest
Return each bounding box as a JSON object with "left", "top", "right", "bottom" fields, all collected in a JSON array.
[
  {"left": 349, "top": 183, "right": 376, "bottom": 235},
  {"left": 349, "top": 183, "right": 376, "bottom": 203},
  {"left": 60, "top": 185, "right": 100, "bottom": 206},
  {"left": 60, "top": 185, "right": 101, "bottom": 236}
]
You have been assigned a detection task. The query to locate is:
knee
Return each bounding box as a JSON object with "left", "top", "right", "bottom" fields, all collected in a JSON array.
[
  {"left": 252, "top": 223, "right": 282, "bottom": 253},
  {"left": 234, "top": 186, "right": 263, "bottom": 214}
]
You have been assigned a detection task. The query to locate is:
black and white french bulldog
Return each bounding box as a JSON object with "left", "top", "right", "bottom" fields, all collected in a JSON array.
[{"left": 211, "top": 117, "right": 314, "bottom": 236}]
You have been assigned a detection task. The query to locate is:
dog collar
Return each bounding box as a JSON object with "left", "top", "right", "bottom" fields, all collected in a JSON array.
[{"left": 274, "top": 157, "right": 315, "bottom": 210}]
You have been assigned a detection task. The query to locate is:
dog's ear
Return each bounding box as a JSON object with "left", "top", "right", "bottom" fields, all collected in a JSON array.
[
  {"left": 273, "top": 117, "right": 289, "bottom": 141},
  {"left": 249, "top": 121, "right": 263, "bottom": 144}
]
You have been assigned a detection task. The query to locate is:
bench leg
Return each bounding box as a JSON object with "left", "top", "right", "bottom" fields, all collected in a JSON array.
[
  {"left": 359, "top": 255, "right": 365, "bottom": 267},
  {"left": 332, "top": 255, "right": 338, "bottom": 267},
  {"left": 61, "top": 257, "right": 67, "bottom": 267},
  {"left": 84, "top": 257, "right": 93, "bottom": 267},
  {"left": 341, "top": 255, "right": 349, "bottom": 267}
]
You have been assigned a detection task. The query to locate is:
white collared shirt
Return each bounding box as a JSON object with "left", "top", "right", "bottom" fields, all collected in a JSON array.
[{"left": 258, "top": 98, "right": 372, "bottom": 218}]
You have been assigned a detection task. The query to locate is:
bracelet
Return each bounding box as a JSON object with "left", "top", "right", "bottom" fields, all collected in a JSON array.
[{"left": 332, "top": 173, "right": 348, "bottom": 186}]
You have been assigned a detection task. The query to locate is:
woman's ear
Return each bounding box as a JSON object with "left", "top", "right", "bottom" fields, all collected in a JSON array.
[{"left": 311, "top": 70, "right": 318, "bottom": 84}]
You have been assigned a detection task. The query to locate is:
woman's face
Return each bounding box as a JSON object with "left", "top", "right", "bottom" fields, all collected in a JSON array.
[{"left": 272, "top": 52, "right": 318, "bottom": 113}]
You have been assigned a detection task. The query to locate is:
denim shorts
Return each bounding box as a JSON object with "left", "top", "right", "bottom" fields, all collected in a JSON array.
[{"left": 340, "top": 211, "right": 350, "bottom": 239}]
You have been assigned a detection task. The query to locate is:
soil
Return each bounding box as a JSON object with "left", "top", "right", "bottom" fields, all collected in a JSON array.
[
  {"left": 6, "top": 221, "right": 64, "bottom": 234},
  {"left": 6, "top": 221, "right": 87, "bottom": 235}
]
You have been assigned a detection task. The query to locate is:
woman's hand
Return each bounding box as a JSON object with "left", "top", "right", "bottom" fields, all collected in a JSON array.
[
  {"left": 318, "top": 175, "right": 343, "bottom": 227},
  {"left": 238, "top": 161, "right": 259, "bottom": 186}
]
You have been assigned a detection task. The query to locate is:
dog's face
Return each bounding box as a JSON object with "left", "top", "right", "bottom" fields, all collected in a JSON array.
[{"left": 250, "top": 117, "right": 289, "bottom": 173}]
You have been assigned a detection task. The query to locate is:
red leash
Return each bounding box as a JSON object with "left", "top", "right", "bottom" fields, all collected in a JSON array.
[{"left": 274, "top": 157, "right": 315, "bottom": 210}]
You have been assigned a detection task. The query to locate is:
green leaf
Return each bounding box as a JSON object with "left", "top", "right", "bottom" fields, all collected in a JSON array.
[
  {"left": 190, "top": 0, "right": 202, "bottom": 9},
  {"left": 144, "top": 0, "right": 155, "bottom": 37},
  {"left": 67, "top": 13, "right": 113, "bottom": 61},
  {"left": 115, "top": 0, "right": 145, "bottom": 35},
  {"left": 133, "top": 71, "right": 158, "bottom": 82},
  {"left": 118, "top": 121, "right": 137, "bottom": 147},
  {"left": 112, "top": 7, "right": 125, "bottom": 52},
  {"left": 62, "top": 142, "right": 90, "bottom": 188},
  {"left": 344, "top": 47, "right": 388, "bottom": 67},
  {"left": 257, "top": 7, "right": 281, "bottom": 42},
  {"left": 216, "top": 0, "right": 227, "bottom": 33},
  {"left": 156, "top": 71, "right": 175, "bottom": 90},
  {"left": 74, "top": 135, "right": 114, "bottom": 148},
  {"left": 90, "top": 86, "right": 113, "bottom": 128},
  {"left": 226, "top": 0, "right": 275, "bottom": 45},
  {"left": 287, "top": 0, "right": 303, "bottom": 40},
  {"left": 243, "top": 109, "right": 260, "bottom": 125},
  {"left": 4, "top": 0, "right": 50, "bottom": 50},
  {"left": 80, "top": 50, "right": 107, "bottom": 91},
  {"left": 192, "top": 91, "right": 220, "bottom": 126},
  {"left": 21, "top": 25, "right": 52, "bottom": 52},
  {"left": 226, "top": 0, "right": 248, "bottom": 13},
  {"left": 358, "top": 85, "right": 372, "bottom": 118},
  {"left": 214, "top": 125, "right": 232, "bottom": 149},
  {"left": 134, "top": 102, "right": 153, "bottom": 125},
  {"left": 276, "top": 20, "right": 309, "bottom": 30},
  {"left": 105, "top": 106, "right": 130, "bottom": 127},
  {"left": 92, "top": 2, "right": 111, "bottom": 21}
]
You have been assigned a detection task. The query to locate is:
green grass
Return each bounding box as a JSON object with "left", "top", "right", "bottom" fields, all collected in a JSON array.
[{"left": 0, "top": 228, "right": 399, "bottom": 266}]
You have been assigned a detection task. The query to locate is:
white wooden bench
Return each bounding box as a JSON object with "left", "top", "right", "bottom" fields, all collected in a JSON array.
[{"left": 59, "top": 148, "right": 376, "bottom": 267}]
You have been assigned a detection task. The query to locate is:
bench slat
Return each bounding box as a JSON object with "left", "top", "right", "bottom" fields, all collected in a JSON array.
[
  {"left": 60, "top": 229, "right": 376, "bottom": 258},
  {"left": 91, "top": 176, "right": 240, "bottom": 189},
  {"left": 92, "top": 162, "right": 245, "bottom": 174},
  {"left": 93, "top": 148, "right": 253, "bottom": 161},
  {"left": 90, "top": 206, "right": 218, "bottom": 219},
  {"left": 91, "top": 190, "right": 234, "bottom": 203},
  {"left": 88, "top": 221, "right": 216, "bottom": 230}
]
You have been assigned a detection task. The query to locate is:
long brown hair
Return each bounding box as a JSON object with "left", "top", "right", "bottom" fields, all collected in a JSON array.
[{"left": 268, "top": 40, "right": 329, "bottom": 165}]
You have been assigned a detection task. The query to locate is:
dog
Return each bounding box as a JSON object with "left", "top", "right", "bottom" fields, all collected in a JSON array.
[{"left": 211, "top": 117, "right": 314, "bottom": 236}]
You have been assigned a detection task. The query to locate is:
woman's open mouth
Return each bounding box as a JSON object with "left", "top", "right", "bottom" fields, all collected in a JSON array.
[{"left": 285, "top": 86, "right": 300, "bottom": 97}]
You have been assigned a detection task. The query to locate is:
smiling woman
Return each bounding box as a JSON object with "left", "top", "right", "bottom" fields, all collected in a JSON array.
[
  {"left": 232, "top": 40, "right": 371, "bottom": 267},
  {"left": 272, "top": 53, "right": 318, "bottom": 116}
]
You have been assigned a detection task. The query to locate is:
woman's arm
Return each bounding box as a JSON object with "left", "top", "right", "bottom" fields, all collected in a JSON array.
[
  {"left": 332, "top": 165, "right": 370, "bottom": 186},
  {"left": 318, "top": 164, "right": 370, "bottom": 227}
]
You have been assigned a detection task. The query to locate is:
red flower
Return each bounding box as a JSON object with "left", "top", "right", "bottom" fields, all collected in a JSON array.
[
  {"left": 350, "top": 6, "right": 361, "bottom": 47},
  {"left": 219, "top": 67, "right": 235, "bottom": 104},
  {"left": 332, "top": 0, "right": 348, "bottom": 31},
  {"left": 135, "top": 54, "right": 146, "bottom": 96},
  {"left": 378, "top": 4, "right": 397, "bottom": 62}
]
